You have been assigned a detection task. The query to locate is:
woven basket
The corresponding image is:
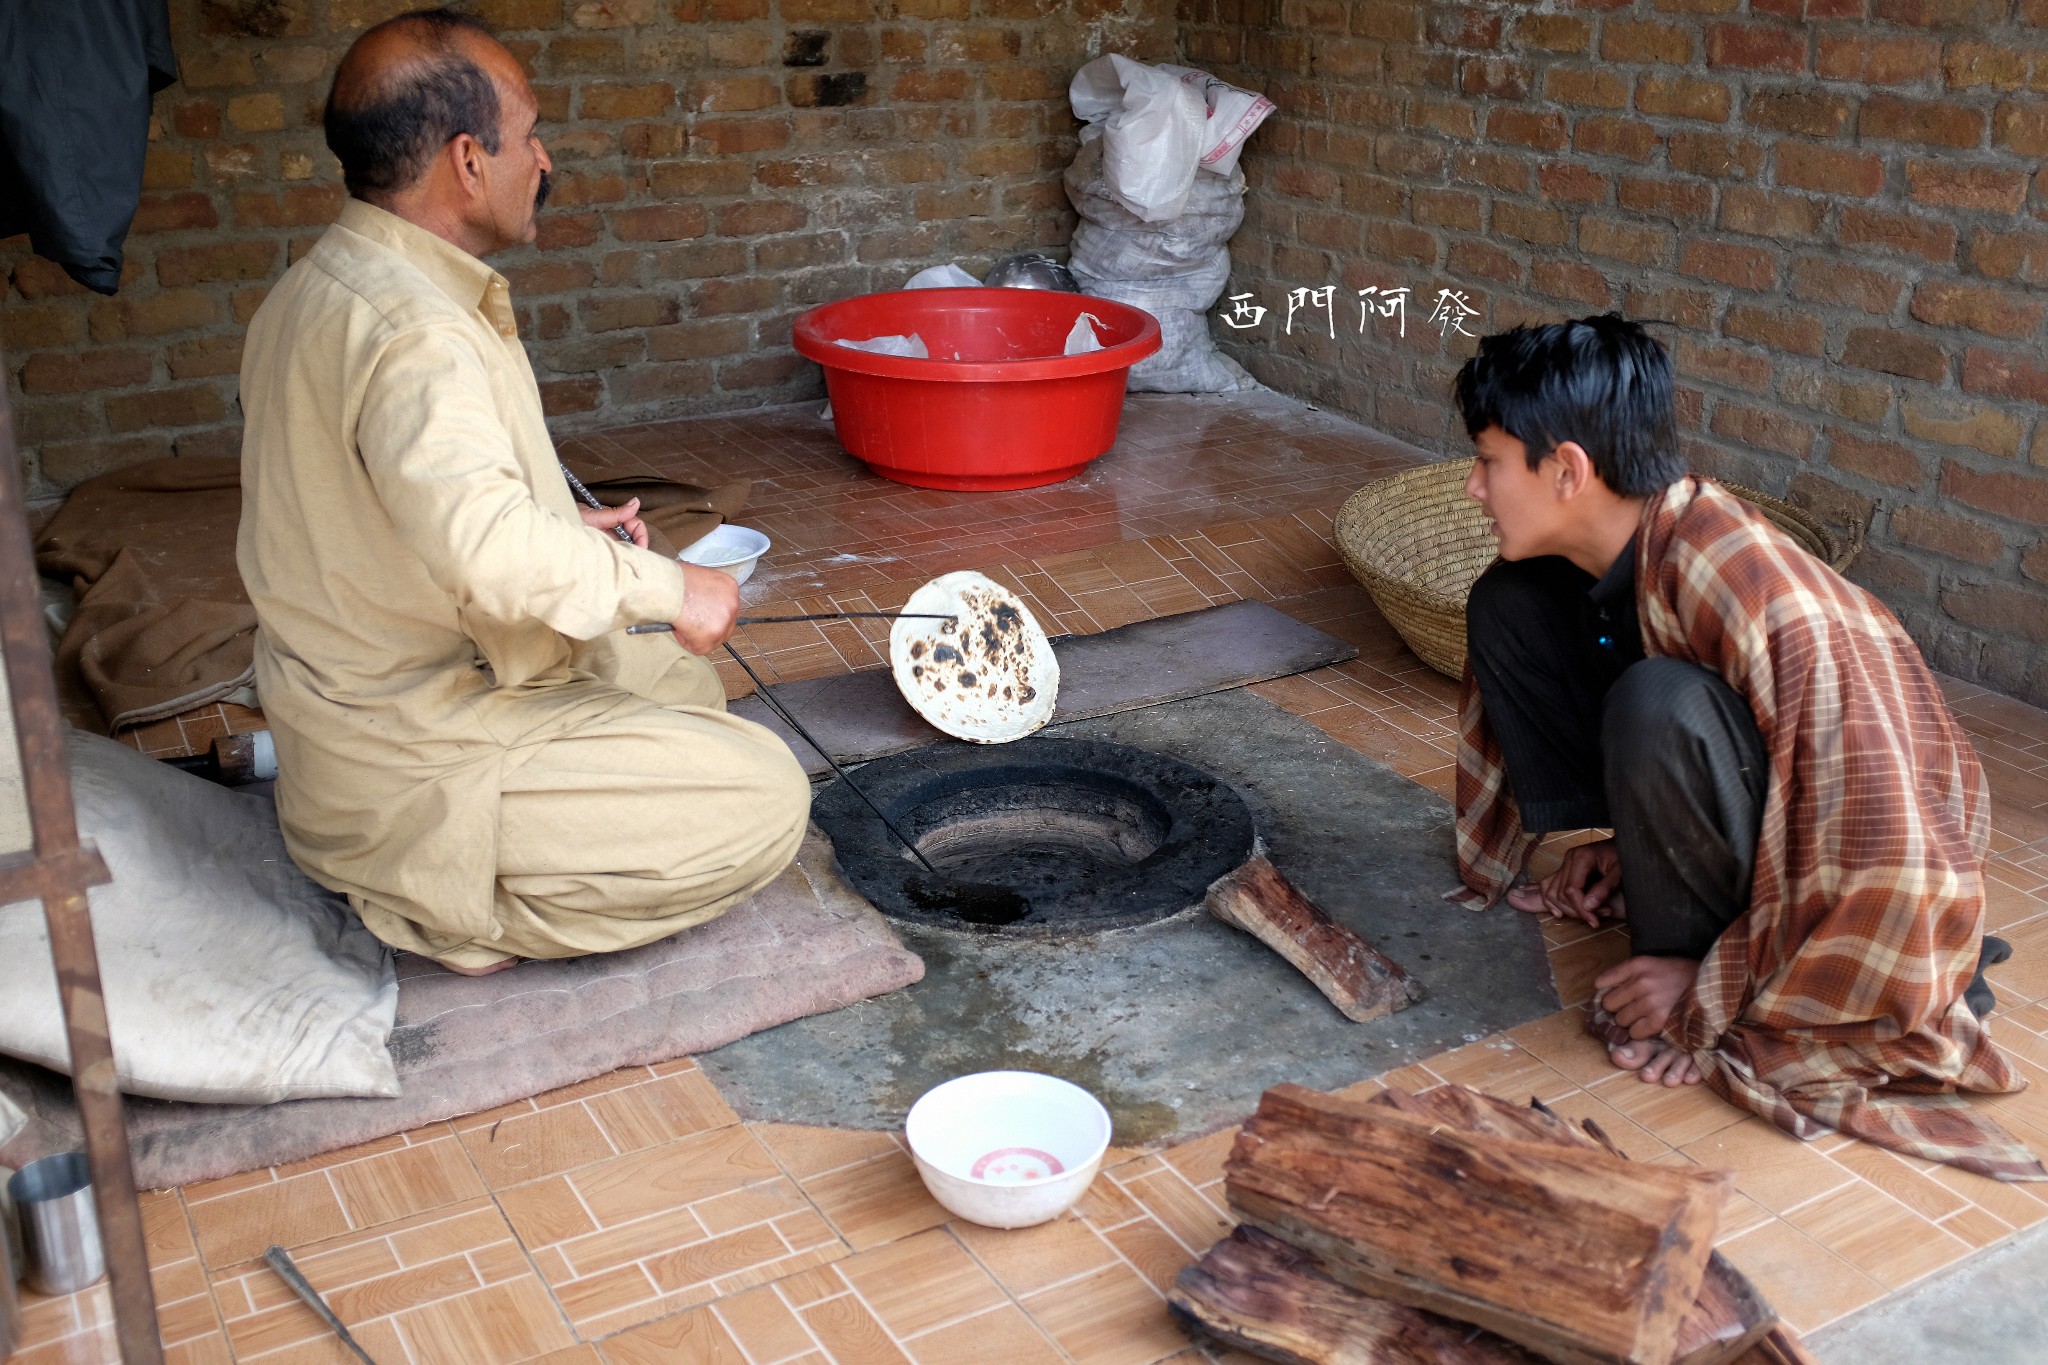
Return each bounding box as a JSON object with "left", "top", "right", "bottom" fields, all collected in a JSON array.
[{"left": 1334, "top": 463, "right": 1860, "bottom": 680}]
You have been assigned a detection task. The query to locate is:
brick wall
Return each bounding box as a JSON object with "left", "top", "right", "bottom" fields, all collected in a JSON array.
[
  {"left": 1185, "top": 0, "right": 2048, "bottom": 706},
  {"left": 1, "top": 0, "right": 1174, "bottom": 496}
]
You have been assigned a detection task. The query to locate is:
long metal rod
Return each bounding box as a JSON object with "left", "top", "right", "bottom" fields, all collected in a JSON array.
[
  {"left": 558, "top": 460, "right": 635, "bottom": 544},
  {"left": 720, "top": 643, "right": 937, "bottom": 875},
  {"left": 264, "top": 1247, "right": 377, "bottom": 1364},
  {"left": 0, "top": 352, "right": 162, "bottom": 1363},
  {"left": 628, "top": 611, "right": 955, "bottom": 636}
]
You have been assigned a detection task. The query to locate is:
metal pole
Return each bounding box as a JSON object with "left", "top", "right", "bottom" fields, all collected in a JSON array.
[{"left": 0, "top": 351, "right": 162, "bottom": 1363}]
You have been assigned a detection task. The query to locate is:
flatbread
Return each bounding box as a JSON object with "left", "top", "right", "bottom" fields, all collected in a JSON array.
[{"left": 890, "top": 571, "right": 1059, "bottom": 743}]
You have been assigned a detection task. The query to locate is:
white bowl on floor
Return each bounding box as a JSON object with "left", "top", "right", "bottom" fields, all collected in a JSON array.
[
  {"left": 905, "top": 1070, "right": 1112, "bottom": 1229},
  {"left": 678, "top": 524, "right": 771, "bottom": 585}
]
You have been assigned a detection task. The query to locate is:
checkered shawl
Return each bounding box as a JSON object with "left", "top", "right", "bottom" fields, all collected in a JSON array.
[{"left": 1455, "top": 477, "right": 2045, "bottom": 1181}]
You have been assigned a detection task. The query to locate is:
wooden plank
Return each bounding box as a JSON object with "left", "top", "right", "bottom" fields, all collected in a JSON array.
[
  {"left": 1206, "top": 855, "right": 1423, "bottom": 1023},
  {"left": 1225, "top": 1084, "right": 1731, "bottom": 1365}
]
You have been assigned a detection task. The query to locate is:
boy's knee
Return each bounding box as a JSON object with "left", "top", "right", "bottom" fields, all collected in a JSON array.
[{"left": 1601, "top": 658, "right": 1749, "bottom": 776}]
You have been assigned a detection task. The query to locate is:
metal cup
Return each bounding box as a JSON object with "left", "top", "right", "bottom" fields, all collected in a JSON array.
[{"left": 7, "top": 1152, "right": 103, "bottom": 1296}]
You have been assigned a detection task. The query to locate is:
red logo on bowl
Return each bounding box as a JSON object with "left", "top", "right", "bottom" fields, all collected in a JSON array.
[{"left": 970, "top": 1147, "right": 1065, "bottom": 1182}]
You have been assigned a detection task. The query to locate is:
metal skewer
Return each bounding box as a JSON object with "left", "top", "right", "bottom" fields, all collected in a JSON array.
[
  {"left": 559, "top": 460, "right": 636, "bottom": 544},
  {"left": 628, "top": 611, "right": 955, "bottom": 636},
  {"left": 264, "top": 1246, "right": 378, "bottom": 1364},
  {"left": 721, "top": 642, "right": 938, "bottom": 875}
]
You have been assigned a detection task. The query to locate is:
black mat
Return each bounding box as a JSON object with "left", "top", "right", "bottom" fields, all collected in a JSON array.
[
  {"left": 698, "top": 689, "right": 1559, "bottom": 1145},
  {"left": 731, "top": 599, "right": 1357, "bottom": 775}
]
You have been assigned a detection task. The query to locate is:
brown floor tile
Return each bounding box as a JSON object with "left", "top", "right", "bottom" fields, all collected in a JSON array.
[
  {"left": 1716, "top": 1219, "right": 1888, "bottom": 1334},
  {"left": 1584, "top": 1071, "right": 1749, "bottom": 1148},
  {"left": 1546, "top": 928, "right": 1632, "bottom": 1007},
  {"left": 1420, "top": 1036, "right": 1579, "bottom": 1104},
  {"left": 460, "top": 1097, "right": 618, "bottom": 1189},
  {"left": 1117, "top": 1168, "right": 1230, "bottom": 1257},
  {"left": 1104, "top": 1216, "right": 1200, "bottom": 1295},
  {"left": 905, "top": 1304, "right": 1067, "bottom": 1364},
  {"left": 835, "top": 1228, "right": 1007, "bottom": 1338},
  {"left": 571, "top": 1125, "right": 782, "bottom": 1227},
  {"left": 1940, "top": 1204, "right": 2021, "bottom": 1249},
  {"left": 950, "top": 1213, "right": 1122, "bottom": 1297},
  {"left": 327, "top": 1134, "right": 487, "bottom": 1229},
  {"left": 1020, "top": 1260, "right": 1187, "bottom": 1365},
  {"left": 1781, "top": 1180, "right": 1973, "bottom": 1290},
  {"left": 1536, "top": 1089, "right": 1675, "bottom": 1164},
  {"left": 800, "top": 1292, "right": 914, "bottom": 1365},
  {"left": 1160, "top": 1127, "right": 1239, "bottom": 1189},
  {"left": 802, "top": 1151, "right": 953, "bottom": 1251},
  {"left": 1680, "top": 1118, "right": 1855, "bottom": 1216},
  {"left": 187, "top": 1170, "right": 353, "bottom": 1268},
  {"left": 1506, "top": 1007, "right": 1622, "bottom": 1088},
  {"left": 1821, "top": 1141, "right": 1971, "bottom": 1223},
  {"left": 754, "top": 1123, "right": 904, "bottom": 1181},
  {"left": 712, "top": 1281, "right": 819, "bottom": 1362},
  {"left": 587, "top": 1069, "right": 743, "bottom": 1152},
  {"left": 603, "top": 1304, "right": 749, "bottom": 1364}
]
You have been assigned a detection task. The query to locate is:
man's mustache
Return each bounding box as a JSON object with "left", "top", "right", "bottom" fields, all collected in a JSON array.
[{"left": 535, "top": 169, "right": 552, "bottom": 212}]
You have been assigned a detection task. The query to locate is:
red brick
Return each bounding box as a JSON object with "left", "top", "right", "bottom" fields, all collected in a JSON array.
[
  {"left": 649, "top": 161, "right": 751, "bottom": 199},
  {"left": 1719, "top": 186, "right": 1826, "bottom": 238},
  {"left": 114, "top": 290, "right": 222, "bottom": 337},
  {"left": 692, "top": 118, "right": 790, "bottom": 154},
  {"left": 1891, "top": 506, "right": 2004, "bottom": 564},
  {"left": 579, "top": 82, "right": 673, "bottom": 119},
  {"left": 1579, "top": 216, "right": 1671, "bottom": 266},
  {"left": 1374, "top": 135, "right": 1445, "bottom": 177},
  {"left": 1676, "top": 337, "right": 1773, "bottom": 392},
  {"left": 1574, "top": 117, "right": 1660, "bottom": 161},
  {"left": 1273, "top": 165, "right": 1339, "bottom": 200},
  {"left": 1841, "top": 326, "right": 1949, "bottom": 381},
  {"left": 608, "top": 204, "right": 706, "bottom": 242},
  {"left": 1840, "top": 206, "right": 1958, "bottom": 263},
  {"left": 505, "top": 261, "right": 595, "bottom": 296},
  {"left": 1942, "top": 458, "right": 2048, "bottom": 525},
  {"left": 18, "top": 349, "right": 152, "bottom": 393},
  {"left": 1494, "top": 202, "right": 1570, "bottom": 246},
  {"left": 1414, "top": 188, "right": 1483, "bottom": 230},
  {"left": 1636, "top": 76, "right": 1733, "bottom": 122},
  {"left": 1788, "top": 472, "right": 1877, "bottom": 537},
  {"left": 1805, "top": 377, "right": 1893, "bottom": 426},
  {"left": 579, "top": 294, "right": 680, "bottom": 332},
  {"left": 1829, "top": 430, "right": 1926, "bottom": 488},
  {"left": 1448, "top": 239, "right": 1523, "bottom": 283},
  {"left": 1627, "top": 283, "right": 1718, "bottom": 330},
  {"left": 1452, "top": 148, "right": 1531, "bottom": 192},
  {"left": 1873, "top": 0, "right": 2007, "bottom": 25},
  {"left": 1911, "top": 280, "right": 2046, "bottom": 338},
  {"left": 1368, "top": 220, "right": 1439, "bottom": 266},
  {"left": 1539, "top": 163, "right": 1611, "bottom": 203},
  {"left": 1902, "top": 396, "right": 2025, "bottom": 457},
  {"left": 40, "top": 435, "right": 173, "bottom": 486},
  {"left": 1859, "top": 94, "right": 1986, "bottom": 148},
  {"left": 1707, "top": 23, "right": 1805, "bottom": 73},
  {"left": 1462, "top": 57, "right": 1532, "bottom": 99},
  {"left": 1905, "top": 161, "right": 2028, "bottom": 213},
  {"left": 1971, "top": 228, "right": 2048, "bottom": 284},
  {"left": 1814, "top": 34, "right": 1939, "bottom": 84},
  {"left": 536, "top": 211, "right": 602, "bottom": 251},
  {"left": 1992, "top": 101, "right": 2048, "bottom": 156},
  {"left": 232, "top": 185, "right": 346, "bottom": 229},
  {"left": 104, "top": 384, "right": 226, "bottom": 432},
  {"left": 2022, "top": 542, "right": 2048, "bottom": 585},
  {"left": 0, "top": 305, "right": 83, "bottom": 350},
  {"left": 1961, "top": 345, "right": 2048, "bottom": 403},
  {"left": 166, "top": 336, "right": 245, "bottom": 380},
  {"left": 1544, "top": 68, "right": 1631, "bottom": 109},
  {"left": 1945, "top": 41, "right": 2031, "bottom": 91},
  {"left": 1354, "top": 0, "right": 1425, "bottom": 41},
  {"left": 1744, "top": 89, "right": 1854, "bottom": 138},
  {"left": 1666, "top": 132, "right": 1765, "bottom": 178},
  {"left": 538, "top": 376, "right": 604, "bottom": 416},
  {"left": 171, "top": 100, "right": 221, "bottom": 139},
  {"left": 132, "top": 192, "right": 220, "bottom": 234},
  {"left": 1487, "top": 109, "right": 1568, "bottom": 150},
  {"left": 1774, "top": 143, "right": 1885, "bottom": 197},
  {"left": 1680, "top": 239, "right": 1777, "bottom": 289},
  {"left": 718, "top": 201, "right": 808, "bottom": 237},
  {"left": 1339, "top": 176, "right": 1404, "bottom": 218},
  {"left": 1602, "top": 19, "right": 1692, "bottom": 64},
  {"left": 695, "top": 276, "right": 780, "bottom": 315},
  {"left": 1531, "top": 261, "right": 1612, "bottom": 308},
  {"left": 1429, "top": 6, "right": 1502, "bottom": 48},
  {"left": 1725, "top": 304, "right": 1825, "bottom": 355},
  {"left": 1942, "top": 582, "right": 2048, "bottom": 645},
  {"left": 1710, "top": 400, "right": 1818, "bottom": 456},
  {"left": 1618, "top": 174, "right": 1712, "bottom": 221},
  {"left": 1788, "top": 255, "right": 1904, "bottom": 313}
]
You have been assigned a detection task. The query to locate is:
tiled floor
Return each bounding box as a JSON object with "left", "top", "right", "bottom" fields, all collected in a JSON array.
[{"left": 37, "top": 391, "right": 2048, "bottom": 1363}]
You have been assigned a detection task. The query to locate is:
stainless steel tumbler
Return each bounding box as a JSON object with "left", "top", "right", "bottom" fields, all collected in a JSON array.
[{"left": 7, "top": 1152, "right": 104, "bottom": 1296}]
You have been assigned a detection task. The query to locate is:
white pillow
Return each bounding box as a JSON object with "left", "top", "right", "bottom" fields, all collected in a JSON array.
[{"left": 0, "top": 730, "right": 397, "bottom": 1104}]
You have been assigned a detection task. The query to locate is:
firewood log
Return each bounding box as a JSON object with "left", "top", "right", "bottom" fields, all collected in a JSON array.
[
  {"left": 1206, "top": 856, "right": 1424, "bottom": 1023},
  {"left": 1224, "top": 1083, "right": 1732, "bottom": 1365}
]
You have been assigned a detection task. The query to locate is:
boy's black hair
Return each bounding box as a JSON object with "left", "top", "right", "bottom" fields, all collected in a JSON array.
[
  {"left": 325, "top": 7, "right": 501, "bottom": 203},
  {"left": 1452, "top": 314, "right": 1683, "bottom": 498}
]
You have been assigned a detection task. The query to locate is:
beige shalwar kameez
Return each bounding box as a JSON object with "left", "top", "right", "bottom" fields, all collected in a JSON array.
[{"left": 236, "top": 199, "right": 808, "bottom": 969}]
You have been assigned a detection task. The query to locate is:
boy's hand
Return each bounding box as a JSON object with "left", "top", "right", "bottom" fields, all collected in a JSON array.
[
  {"left": 580, "top": 497, "right": 648, "bottom": 548},
  {"left": 1541, "top": 838, "right": 1623, "bottom": 926},
  {"left": 1595, "top": 956, "right": 1699, "bottom": 1039}
]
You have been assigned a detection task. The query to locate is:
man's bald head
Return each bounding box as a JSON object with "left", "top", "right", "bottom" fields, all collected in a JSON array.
[{"left": 324, "top": 7, "right": 505, "bottom": 202}]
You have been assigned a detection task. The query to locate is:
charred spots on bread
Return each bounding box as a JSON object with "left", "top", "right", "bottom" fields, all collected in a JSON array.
[{"left": 932, "top": 644, "right": 961, "bottom": 665}]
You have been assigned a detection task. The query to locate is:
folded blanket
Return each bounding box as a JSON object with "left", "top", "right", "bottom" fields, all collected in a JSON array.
[{"left": 36, "top": 456, "right": 748, "bottom": 732}]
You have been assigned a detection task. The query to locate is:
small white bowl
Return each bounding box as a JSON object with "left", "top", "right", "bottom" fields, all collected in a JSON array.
[
  {"left": 904, "top": 1071, "right": 1112, "bottom": 1229},
  {"left": 678, "top": 523, "right": 771, "bottom": 585}
]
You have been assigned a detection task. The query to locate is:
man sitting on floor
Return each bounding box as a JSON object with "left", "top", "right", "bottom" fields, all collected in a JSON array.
[
  {"left": 236, "top": 8, "right": 809, "bottom": 974},
  {"left": 1452, "top": 314, "right": 2041, "bottom": 1180}
]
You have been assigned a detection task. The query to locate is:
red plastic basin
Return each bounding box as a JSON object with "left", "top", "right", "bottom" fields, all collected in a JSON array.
[{"left": 792, "top": 288, "right": 1162, "bottom": 491}]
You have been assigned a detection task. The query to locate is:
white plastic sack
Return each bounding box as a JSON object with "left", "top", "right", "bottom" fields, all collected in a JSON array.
[
  {"left": 836, "top": 333, "right": 929, "bottom": 358},
  {"left": 1064, "top": 313, "right": 1105, "bottom": 355},
  {"left": 904, "top": 263, "right": 981, "bottom": 289},
  {"left": 0, "top": 731, "right": 398, "bottom": 1104},
  {"left": 1068, "top": 55, "right": 1206, "bottom": 223},
  {"left": 1154, "top": 64, "right": 1276, "bottom": 180}
]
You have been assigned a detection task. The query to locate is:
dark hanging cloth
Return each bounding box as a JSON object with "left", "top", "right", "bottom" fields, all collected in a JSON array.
[{"left": 0, "top": 0, "right": 177, "bottom": 295}]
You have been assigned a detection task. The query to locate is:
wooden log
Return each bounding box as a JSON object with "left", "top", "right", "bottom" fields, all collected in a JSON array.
[
  {"left": 1206, "top": 856, "right": 1424, "bottom": 1023},
  {"left": 1225, "top": 1083, "right": 1732, "bottom": 1365},
  {"left": 1169, "top": 1226, "right": 1546, "bottom": 1365},
  {"left": 1364, "top": 1088, "right": 1776, "bottom": 1365}
]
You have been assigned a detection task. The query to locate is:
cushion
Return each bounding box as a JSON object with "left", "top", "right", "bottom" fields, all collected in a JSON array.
[{"left": 0, "top": 730, "right": 397, "bottom": 1104}]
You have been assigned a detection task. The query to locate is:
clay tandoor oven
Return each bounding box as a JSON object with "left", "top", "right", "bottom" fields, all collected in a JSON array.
[{"left": 813, "top": 737, "right": 1255, "bottom": 936}]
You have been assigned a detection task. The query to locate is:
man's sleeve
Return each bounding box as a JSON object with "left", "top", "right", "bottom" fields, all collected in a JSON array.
[{"left": 354, "top": 321, "right": 688, "bottom": 640}]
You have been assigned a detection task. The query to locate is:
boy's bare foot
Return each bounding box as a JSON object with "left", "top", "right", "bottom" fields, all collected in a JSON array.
[
  {"left": 1609, "top": 1037, "right": 1704, "bottom": 1086},
  {"left": 442, "top": 957, "right": 520, "bottom": 977},
  {"left": 1506, "top": 838, "right": 1627, "bottom": 925}
]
